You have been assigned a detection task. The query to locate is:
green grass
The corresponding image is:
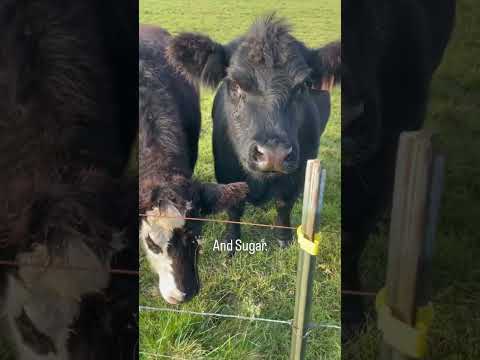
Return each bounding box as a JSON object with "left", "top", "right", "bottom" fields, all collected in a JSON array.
[
  {"left": 343, "top": 1, "right": 480, "bottom": 359},
  {"left": 0, "top": 335, "right": 12, "bottom": 360},
  {"left": 140, "top": 1, "right": 341, "bottom": 359}
]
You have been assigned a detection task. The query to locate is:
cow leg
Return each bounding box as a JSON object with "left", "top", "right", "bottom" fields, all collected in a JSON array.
[
  {"left": 341, "top": 230, "right": 369, "bottom": 342},
  {"left": 275, "top": 198, "right": 295, "bottom": 247},
  {"left": 341, "top": 151, "right": 392, "bottom": 341},
  {"left": 222, "top": 202, "right": 245, "bottom": 256}
]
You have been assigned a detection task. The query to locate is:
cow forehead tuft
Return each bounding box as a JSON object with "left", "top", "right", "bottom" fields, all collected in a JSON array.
[
  {"left": 229, "top": 15, "right": 310, "bottom": 85},
  {"left": 241, "top": 20, "right": 297, "bottom": 68},
  {"left": 249, "top": 14, "right": 292, "bottom": 44}
]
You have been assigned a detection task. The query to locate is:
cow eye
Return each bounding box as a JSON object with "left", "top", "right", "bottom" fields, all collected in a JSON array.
[
  {"left": 228, "top": 79, "right": 244, "bottom": 97},
  {"left": 145, "top": 235, "right": 162, "bottom": 254},
  {"left": 230, "top": 80, "right": 240, "bottom": 91},
  {"left": 294, "top": 78, "right": 314, "bottom": 96},
  {"left": 304, "top": 78, "right": 314, "bottom": 90}
]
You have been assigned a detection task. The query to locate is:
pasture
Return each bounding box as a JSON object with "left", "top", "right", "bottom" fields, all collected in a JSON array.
[
  {"left": 343, "top": 0, "right": 480, "bottom": 358},
  {"left": 139, "top": 1, "right": 341, "bottom": 359}
]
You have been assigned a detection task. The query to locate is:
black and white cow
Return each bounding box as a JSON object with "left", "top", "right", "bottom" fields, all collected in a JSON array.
[{"left": 139, "top": 24, "right": 248, "bottom": 304}]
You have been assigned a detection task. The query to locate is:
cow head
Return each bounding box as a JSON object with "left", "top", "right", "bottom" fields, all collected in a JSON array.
[
  {"left": 167, "top": 15, "right": 340, "bottom": 177},
  {"left": 140, "top": 180, "right": 248, "bottom": 304}
]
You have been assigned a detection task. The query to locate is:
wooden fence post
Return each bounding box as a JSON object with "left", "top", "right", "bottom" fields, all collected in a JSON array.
[
  {"left": 290, "top": 159, "right": 327, "bottom": 360},
  {"left": 417, "top": 155, "right": 444, "bottom": 315},
  {"left": 379, "top": 130, "right": 443, "bottom": 360}
]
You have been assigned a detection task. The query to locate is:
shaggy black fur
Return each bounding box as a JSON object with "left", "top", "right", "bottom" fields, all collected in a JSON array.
[
  {"left": 139, "top": 24, "right": 248, "bottom": 302},
  {"left": 341, "top": 0, "right": 456, "bottom": 338},
  {"left": 166, "top": 32, "right": 228, "bottom": 89},
  {"left": 0, "top": 0, "right": 138, "bottom": 358}
]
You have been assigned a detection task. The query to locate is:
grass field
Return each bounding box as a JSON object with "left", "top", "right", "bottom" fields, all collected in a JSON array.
[
  {"left": 343, "top": 1, "right": 480, "bottom": 358},
  {"left": 0, "top": 334, "right": 12, "bottom": 360},
  {"left": 139, "top": 1, "right": 341, "bottom": 359}
]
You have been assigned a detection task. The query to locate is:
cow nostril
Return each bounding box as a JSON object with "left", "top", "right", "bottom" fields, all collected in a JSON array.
[
  {"left": 283, "top": 147, "right": 294, "bottom": 162},
  {"left": 285, "top": 146, "right": 293, "bottom": 157},
  {"left": 165, "top": 296, "right": 182, "bottom": 305},
  {"left": 252, "top": 144, "right": 266, "bottom": 162}
]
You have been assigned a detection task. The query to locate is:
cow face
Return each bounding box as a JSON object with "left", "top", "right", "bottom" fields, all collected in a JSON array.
[
  {"left": 140, "top": 202, "right": 198, "bottom": 305},
  {"left": 140, "top": 182, "right": 248, "bottom": 304},
  {"left": 167, "top": 15, "right": 340, "bottom": 177}
]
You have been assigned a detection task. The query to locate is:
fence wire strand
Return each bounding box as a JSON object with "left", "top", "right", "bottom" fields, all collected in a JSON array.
[
  {"left": 139, "top": 305, "right": 292, "bottom": 325},
  {"left": 138, "top": 214, "right": 341, "bottom": 234},
  {"left": 139, "top": 305, "right": 341, "bottom": 330},
  {"left": 342, "top": 289, "right": 377, "bottom": 297}
]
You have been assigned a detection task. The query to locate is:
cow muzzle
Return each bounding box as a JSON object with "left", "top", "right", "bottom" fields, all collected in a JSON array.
[{"left": 249, "top": 142, "right": 296, "bottom": 174}]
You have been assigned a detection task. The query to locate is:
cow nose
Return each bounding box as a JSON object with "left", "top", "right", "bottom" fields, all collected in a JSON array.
[
  {"left": 163, "top": 283, "right": 198, "bottom": 304},
  {"left": 165, "top": 295, "right": 183, "bottom": 305},
  {"left": 250, "top": 143, "right": 293, "bottom": 173},
  {"left": 159, "top": 278, "right": 186, "bottom": 304}
]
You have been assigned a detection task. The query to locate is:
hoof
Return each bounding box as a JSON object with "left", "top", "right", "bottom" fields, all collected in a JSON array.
[
  {"left": 221, "top": 231, "right": 237, "bottom": 257},
  {"left": 341, "top": 317, "right": 367, "bottom": 344},
  {"left": 275, "top": 228, "right": 294, "bottom": 248},
  {"left": 341, "top": 295, "right": 366, "bottom": 343},
  {"left": 277, "top": 239, "right": 291, "bottom": 248}
]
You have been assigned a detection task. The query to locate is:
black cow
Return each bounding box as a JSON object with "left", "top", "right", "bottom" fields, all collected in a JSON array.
[
  {"left": 341, "top": 0, "right": 456, "bottom": 336},
  {"left": 139, "top": 25, "right": 248, "bottom": 304},
  {"left": 167, "top": 15, "right": 340, "bottom": 253}
]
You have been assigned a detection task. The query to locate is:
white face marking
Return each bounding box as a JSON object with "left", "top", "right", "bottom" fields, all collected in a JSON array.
[
  {"left": 2, "top": 237, "right": 119, "bottom": 359},
  {"left": 4, "top": 274, "right": 77, "bottom": 360},
  {"left": 140, "top": 205, "right": 186, "bottom": 304}
]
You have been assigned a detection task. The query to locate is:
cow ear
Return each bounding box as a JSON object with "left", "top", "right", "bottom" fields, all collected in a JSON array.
[
  {"left": 166, "top": 32, "right": 228, "bottom": 88},
  {"left": 309, "top": 41, "right": 341, "bottom": 92},
  {"left": 198, "top": 182, "right": 249, "bottom": 215},
  {"left": 143, "top": 200, "right": 185, "bottom": 231}
]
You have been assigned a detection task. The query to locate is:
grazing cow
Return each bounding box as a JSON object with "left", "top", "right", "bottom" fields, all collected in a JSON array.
[
  {"left": 139, "top": 25, "right": 248, "bottom": 304},
  {"left": 341, "top": 0, "right": 455, "bottom": 335},
  {"left": 167, "top": 15, "right": 340, "bottom": 253},
  {"left": 0, "top": 0, "right": 138, "bottom": 359}
]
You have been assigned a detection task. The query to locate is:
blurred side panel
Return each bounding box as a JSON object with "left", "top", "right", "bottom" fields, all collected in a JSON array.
[{"left": 0, "top": 1, "right": 139, "bottom": 359}]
